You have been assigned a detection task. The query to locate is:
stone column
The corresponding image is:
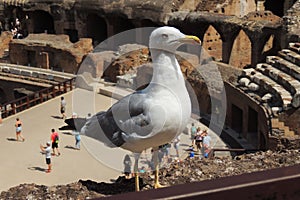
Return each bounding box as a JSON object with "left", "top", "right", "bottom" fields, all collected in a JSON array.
[
  {"left": 54, "top": 20, "right": 64, "bottom": 34},
  {"left": 37, "top": 52, "right": 49, "bottom": 69},
  {"left": 75, "top": 11, "right": 87, "bottom": 38},
  {"left": 257, "top": 0, "right": 265, "bottom": 11}
]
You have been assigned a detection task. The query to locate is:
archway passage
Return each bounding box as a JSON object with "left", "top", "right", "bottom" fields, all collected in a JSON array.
[
  {"left": 87, "top": 14, "right": 107, "bottom": 46},
  {"left": 30, "top": 10, "right": 55, "bottom": 34},
  {"left": 264, "top": 0, "right": 284, "bottom": 17},
  {"left": 203, "top": 25, "right": 222, "bottom": 61},
  {"left": 0, "top": 88, "right": 7, "bottom": 104},
  {"left": 232, "top": 104, "right": 243, "bottom": 133},
  {"left": 229, "top": 29, "right": 251, "bottom": 68}
]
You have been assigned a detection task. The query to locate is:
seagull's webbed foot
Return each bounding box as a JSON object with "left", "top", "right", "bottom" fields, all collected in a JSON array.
[{"left": 154, "top": 181, "right": 165, "bottom": 189}]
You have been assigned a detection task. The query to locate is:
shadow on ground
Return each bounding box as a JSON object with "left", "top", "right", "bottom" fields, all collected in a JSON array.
[
  {"left": 64, "top": 145, "right": 79, "bottom": 150},
  {"left": 28, "top": 166, "right": 46, "bottom": 173},
  {"left": 79, "top": 176, "right": 144, "bottom": 195}
]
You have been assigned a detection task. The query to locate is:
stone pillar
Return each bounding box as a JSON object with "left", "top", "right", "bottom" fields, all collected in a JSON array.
[
  {"left": 37, "top": 52, "right": 49, "bottom": 69},
  {"left": 257, "top": 0, "right": 265, "bottom": 11},
  {"left": 75, "top": 11, "right": 87, "bottom": 38},
  {"left": 54, "top": 20, "right": 64, "bottom": 34},
  {"left": 106, "top": 18, "right": 115, "bottom": 50}
]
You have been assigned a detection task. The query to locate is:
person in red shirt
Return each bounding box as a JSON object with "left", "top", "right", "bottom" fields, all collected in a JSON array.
[{"left": 50, "top": 128, "right": 60, "bottom": 156}]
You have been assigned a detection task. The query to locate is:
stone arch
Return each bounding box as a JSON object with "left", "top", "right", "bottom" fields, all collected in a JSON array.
[
  {"left": 113, "top": 17, "right": 135, "bottom": 35},
  {"left": 140, "top": 19, "right": 159, "bottom": 27},
  {"left": 87, "top": 14, "right": 107, "bottom": 46},
  {"left": 202, "top": 25, "right": 222, "bottom": 62},
  {"left": 29, "top": 10, "right": 55, "bottom": 34},
  {"left": 261, "top": 34, "right": 275, "bottom": 59},
  {"left": 229, "top": 29, "right": 251, "bottom": 69},
  {"left": 264, "top": 0, "right": 285, "bottom": 17},
  {"left": 30, "top": 10, "right": 55, "bottom": 34},
  {"left": 0, "top": 87, "right": 7, "bottom": 104}
]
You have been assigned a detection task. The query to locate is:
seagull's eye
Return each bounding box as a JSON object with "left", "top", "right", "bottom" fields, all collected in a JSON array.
[{"left": 162, "top": 34, "right": 168, "bottom": 39}]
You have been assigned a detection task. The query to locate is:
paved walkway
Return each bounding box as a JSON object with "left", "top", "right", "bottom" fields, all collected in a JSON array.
[{"left": 0, "top": 87, "right": 228, "bottom": 192}]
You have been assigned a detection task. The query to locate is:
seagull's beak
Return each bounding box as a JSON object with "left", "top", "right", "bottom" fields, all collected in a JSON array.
[{"left": 178, "top": 35, "right": 201, "bottom": 45}]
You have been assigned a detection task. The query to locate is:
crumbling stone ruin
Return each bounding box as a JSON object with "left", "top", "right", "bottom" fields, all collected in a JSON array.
[{"left": 0, "top": 0, "right": 300, "bottom": 150}]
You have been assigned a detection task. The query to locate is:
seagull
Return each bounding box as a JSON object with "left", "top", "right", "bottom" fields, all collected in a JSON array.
[{"left": 70, "top": 26, "right": 201, "bottom": 191}]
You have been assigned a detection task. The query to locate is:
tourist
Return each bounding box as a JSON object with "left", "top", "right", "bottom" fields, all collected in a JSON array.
[
  {"left": 173, "top": 135, "right": 180, "bottom": 158},
  {"left": 50, "top": 128, "right": 61, "bottom": 156},
  {"left": 60, "top": 97, "right": 67, "bottom": 119},
  {"left": 40, "top": 141, "right": 52, "bottom": 173},
  {"left": 123, "top": 154, "right": 132, "bottom": 179},
  {"left": 159, "top": 143, "right": 170, "bottom": 162},
  {"left": 73, "top": 129, "right": 81, "bottom": 150},
  {"left": 15, "top": 117, "right": 25, "bottom": 141},
  {"left": 202, "top": 130, "right": 212, "bottom": 158},
  {"left": 195, "top": 127, "right": 203, "bottom": 152},
  {"left": 190, "top": 123, "right": 197, "bottom": 146}
]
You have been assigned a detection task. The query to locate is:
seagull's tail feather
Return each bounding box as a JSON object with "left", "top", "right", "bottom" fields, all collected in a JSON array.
[{"left": 80, "top": 111, "right": 125, "bottom": 148}]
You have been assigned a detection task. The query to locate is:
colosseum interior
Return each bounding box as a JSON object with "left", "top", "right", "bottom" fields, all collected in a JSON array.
[{"left": 0, "top": 0, "right": 300, "bottom": 151}]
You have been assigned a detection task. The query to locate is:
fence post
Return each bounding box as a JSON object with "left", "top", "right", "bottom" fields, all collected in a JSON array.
[
  {"left": 70, "top": 79, "right": 73, "bottom": 91},
  {"left": 63, "top": 81, "right": 67, "bottom": 93},
  {"left": 12, "top": 103, "right": 16, "bottom": 115},
  {"left": 39, "top": 92, "right": 43, "bottom": 103},
  {"left": 26, "top": 96, "right": 30, "bottom": 109}
]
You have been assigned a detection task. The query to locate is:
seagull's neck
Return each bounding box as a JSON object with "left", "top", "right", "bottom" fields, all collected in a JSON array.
[{"left": 150, "top": 49, "right": 184, "bottom": 85}]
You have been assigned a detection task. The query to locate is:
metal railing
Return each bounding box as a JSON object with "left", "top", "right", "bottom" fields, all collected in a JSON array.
[{"left": 1, "top": 78, "right": 75, "bottom": 118}]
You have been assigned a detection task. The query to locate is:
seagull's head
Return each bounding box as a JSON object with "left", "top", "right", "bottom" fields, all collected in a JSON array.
[{"left": 149, "top": 26, "right": 201, "bottom": 53}]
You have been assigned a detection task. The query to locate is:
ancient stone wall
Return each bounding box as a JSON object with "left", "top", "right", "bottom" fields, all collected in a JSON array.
[
  {"left": 224, "top": 82, "right": 270, "bottom": 149},
  {"left": 284, "top": 0, "right": 300, "bottom": 42},
  {"left": 0, "top": 31, "right": 13, "bottom": 57},
  {"left": 9, "top": 34, "right": 93, "bottom": 73},
  {"left": 195, "top": 0, "right": 256, "bottom": 17},
  {"left": 0, "top": 79, "right": 45, "bottom": 103}
]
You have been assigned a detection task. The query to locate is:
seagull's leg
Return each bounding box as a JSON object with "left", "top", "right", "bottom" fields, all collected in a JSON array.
[
  {"left": 153, "top": 147, "right": 164, "bottom": 188},
  {"left": 134, "top": 153, "right": 141, "bottom": 191}
]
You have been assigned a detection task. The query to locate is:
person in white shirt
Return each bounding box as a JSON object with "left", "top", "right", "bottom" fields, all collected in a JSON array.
[{"left": 40, "top": 141, "right": 52, "bottom": 173}]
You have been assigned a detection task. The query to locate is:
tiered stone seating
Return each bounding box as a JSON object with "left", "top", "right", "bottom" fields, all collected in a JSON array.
[
  {"left": 237, "top": 42, "right": 300, "bottom": 138},
  {"left": 242, "top": 68, "right": 292, "bottom": 109},
  {"left": 289, "top": 42, "right": 300, "bottom": 54},
  {"left": 266, "top": 56, "right": 300, "bottom": 81},
  {"left": 256, "top": 63, "right": 300, "bottom": 108},
  {"left": 278, "top": 49, "right": 300, "bottom": 66}
]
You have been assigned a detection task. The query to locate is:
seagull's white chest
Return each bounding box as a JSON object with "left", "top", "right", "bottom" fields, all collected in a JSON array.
[{"left": 121, "top": 83, "right": 191, "bottom": 152}]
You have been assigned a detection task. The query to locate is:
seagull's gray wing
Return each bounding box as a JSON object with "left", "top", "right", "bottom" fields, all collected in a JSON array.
[{"left": 81, "top": 90, "right": 153, "bottom": 147}]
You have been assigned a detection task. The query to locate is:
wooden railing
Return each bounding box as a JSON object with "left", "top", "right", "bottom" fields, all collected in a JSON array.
[{"left": 1, "top": 78, "right": 75, "bottom": 118}]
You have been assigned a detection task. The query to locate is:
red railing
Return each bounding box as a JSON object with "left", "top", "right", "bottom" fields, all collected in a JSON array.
[{"left": 1, "top": 78, "right": 75, "bottom": 118}]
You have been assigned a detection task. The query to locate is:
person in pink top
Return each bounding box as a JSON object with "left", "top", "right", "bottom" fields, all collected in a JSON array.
[{"left": 50, "top": 128, "right": 60, "bottom": 156}]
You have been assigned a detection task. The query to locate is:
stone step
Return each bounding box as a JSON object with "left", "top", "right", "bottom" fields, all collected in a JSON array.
[
  {"left": 256, "top": 63, "right": 300, "bottom": 108},
  {"left": 271, "top": 118, "right": 284, "bottom": 128},
  {"left": 289, "top": 42, "right": 300, "bottom": 53},
  {"left": 266, "top": 55, "right": 300, "bottom": 81},
  {"left": 242, "top": 68, "right": 292, "bottom": 109},
  {"left": 278, "top": 49, "right": 300, "bottom": 66},
  {"left": 271, "top": 118, "right": 295, "bottom": 137}
]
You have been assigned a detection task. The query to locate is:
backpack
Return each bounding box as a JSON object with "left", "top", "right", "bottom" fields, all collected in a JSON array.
[{"left": 54, "top": 134, "right": 59, "bottom": 143}]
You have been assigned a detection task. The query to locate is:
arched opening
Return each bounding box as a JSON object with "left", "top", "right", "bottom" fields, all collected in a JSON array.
[
  {"left": 232, "top": 104, "right": 243, "bottom": 133},
  {"left": 264, "top": 0, "right": 284, "bottom": 17},
  {"left": 229, "top": 29, "right": 251, "bottom": 69},
  {"left": 140, "top": 19, "right": 159, "bottom": 27},
  {"left": 113, "top": 17, "right": 135, "bottom": 35},
  {"left": 30, "top": 10, "right": 55, "bottom": 34},
  {"left": 202, "top": 25, "right": 222, "bottom": 61},
  {"left": 247, "top": 107, "right": 258, "bottom": 147},
  {"left": 0, "top": 88, "right": 7, "bottom": 104},
  {"left": 87, "top": 14, "right": 107, "bottom": 46}
]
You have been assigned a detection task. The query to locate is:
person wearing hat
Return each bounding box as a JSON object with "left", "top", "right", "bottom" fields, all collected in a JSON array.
[{"left": 40, "top": 141, "right": 52, "bottom": 173}]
